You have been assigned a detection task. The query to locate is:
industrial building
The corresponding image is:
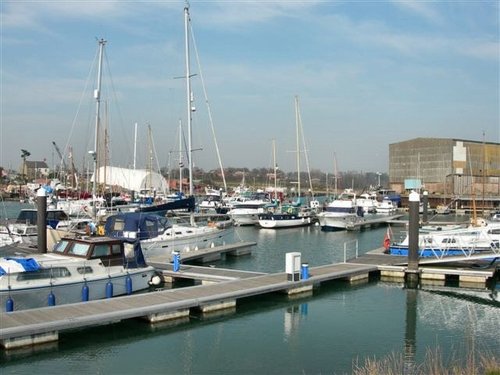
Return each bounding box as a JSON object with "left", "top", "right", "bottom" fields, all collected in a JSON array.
[{"left": 389, "top": 138, "right": 500, "bottom": 207}]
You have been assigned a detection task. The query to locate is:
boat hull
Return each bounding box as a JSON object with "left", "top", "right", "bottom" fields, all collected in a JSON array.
[
  {"left": 317, "top": 213, "right": 363, "bottom": 231},
  {"left": 258, "top": 214, "right": 312, "bottom": 229},
  {"left": 0, "top": 268, "right": 155, "bottom": 312},
  {"left": 388, "top": 245, "right": 490, "bottom": 258},
  {"left": 140, "top": 225, "right": 235, "bottom": 258}
]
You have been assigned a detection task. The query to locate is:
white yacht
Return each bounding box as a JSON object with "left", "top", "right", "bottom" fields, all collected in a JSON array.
[
  {"left": 317, "top": 190, "right": 364, "bottom": 230},
  {"left": 376, "top": 197, "right": 397, "bottom": 214},
  {"left": 228, "top": 192, "right": 272, "bottom": 226}
]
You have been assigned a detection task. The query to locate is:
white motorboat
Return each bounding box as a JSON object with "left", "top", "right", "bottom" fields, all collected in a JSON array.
[
  {"left": 198, "top": 188, "right": 224, "bottom": 212},
  {"left": 317, "top": 191, "right": 364, "bottom": 231},
  {"left": 0, "top": 223, "right": 38, "bottom": 248},
  {"left": 228, "top": 192, "right": 272, "bottom": 226},
  {"left": 0, "top": 236, "right": 158, "bottom": 312},
  {"left": 376, "top": 197, "right": 397, "bottom": 214},
  {"left": 389, "top": 221, "right": 500, "bottom": 257},
  {"left": 0, "top": 208, "right": 93, "bottom": 250},
  {"left": 257, "top": 202, "right": 314, "bottom": 229},
  {"left": 356, "top": 193, "right": 378, "bottom": 214}
]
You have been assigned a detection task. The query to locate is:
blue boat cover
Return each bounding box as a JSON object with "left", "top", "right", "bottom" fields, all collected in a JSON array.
[
  {"left": 0, "top": 257, "right": 40, "bottom": 275},
  {"left": 105, "top": 212, "right": 171, "bottom": 240}
]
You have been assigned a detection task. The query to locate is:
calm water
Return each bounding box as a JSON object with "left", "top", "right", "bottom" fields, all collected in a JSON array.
[{"left": 1, "top": 201, "right": 499, "bottom": 374}]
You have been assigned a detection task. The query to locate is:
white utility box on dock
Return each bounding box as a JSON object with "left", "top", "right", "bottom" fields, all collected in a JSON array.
[{"left": 286, "top": 252, "right": 301, "bottom": 281}]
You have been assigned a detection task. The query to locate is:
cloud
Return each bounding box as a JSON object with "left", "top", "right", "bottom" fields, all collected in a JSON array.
[
  {"left": 390, "top": 0, "right": 442, "bottom": 24},
  {"left": 192, "top": 0, "right": 321, "bottom": 27}
]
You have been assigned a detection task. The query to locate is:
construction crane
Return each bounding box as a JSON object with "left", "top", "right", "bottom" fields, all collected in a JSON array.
[{"left": 52, "top": 141, "right": 67, "bottom": 171}]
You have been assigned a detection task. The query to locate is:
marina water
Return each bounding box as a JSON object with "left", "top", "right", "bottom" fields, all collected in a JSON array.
[{"left": 1, "top": 201, "right": 499, "bottom": 374}]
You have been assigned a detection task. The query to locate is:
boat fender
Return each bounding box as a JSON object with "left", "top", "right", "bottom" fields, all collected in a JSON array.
[
  {"left": 82, "top": 284, "right": 89, "bottom": 302},
  {"left": 125, "top": 275, "right": 133, "bottom": 295},
  {"left": 106, "top": 280, "right": 114, "bottom": 298},
  {"left": 149, "top": 275, "right": 162, "bottom": 286},
  {"left": 6, "top": 296, "right": 14, "bottom": 312},
  {"left": 48, "top": 291, "right": 56, "bottom": 306}
]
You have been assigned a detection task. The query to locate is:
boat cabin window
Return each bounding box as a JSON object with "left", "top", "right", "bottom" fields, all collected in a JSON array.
[
  {"left": 92, "top": 244, "right": 110, "bottom": 257},
  {"left": 68, "top": 243, "right": 91, "bottom": 256},
  {"left": 16, "top": 210, "right": 36, "bottom": 225},
  {"left": 111, "top": 244, "right": 122, "bottom": 255},
  {"left": 144, "top": 219, "right": 157, "bottom": 234},
  {"left": 112, "top": 218, "right": 126, "bottom": 231},
  {"left": 47, "top": 211, "right": 69, "bottom": 221},
  {"left": 17, "top": 267, "right": 71, "bottom": 281},
  {"left": 488, "top": 228, "right": 500, "bottom": 235},
  {"left": 77, "top": 266, "right": 93, "bottom": 275},
  {"left": 53, "top": 240, "right": 70, "bottom": 253}
]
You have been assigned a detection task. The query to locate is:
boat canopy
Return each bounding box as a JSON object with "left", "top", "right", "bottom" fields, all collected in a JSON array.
[
  {"left": 104, "top": 212, "right": 170, "bottom": 241},
  {"left": 91, "top": 166, "right": 167, "bottom": 194},
  {"left": 0, "top": 257, "right": 40, "bottom": 275}
]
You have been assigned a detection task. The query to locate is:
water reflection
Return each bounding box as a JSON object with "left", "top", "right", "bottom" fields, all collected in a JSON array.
[
  {"left": 283, "top": 302, "right": 309, "bottom": 342},
  {"left": 404, "top": 287, "right": 418, "bottom": 375}
]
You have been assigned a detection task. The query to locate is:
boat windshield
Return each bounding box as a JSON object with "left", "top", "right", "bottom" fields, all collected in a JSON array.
[
  {"left": 53, "top": 240, "right": 70, "bottom": 253},
  {"left": 68, "top": 243, "right": 91, "bottom": 256}
]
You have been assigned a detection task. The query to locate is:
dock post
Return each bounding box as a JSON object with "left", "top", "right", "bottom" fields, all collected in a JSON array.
[
  {"left": 422, "top": 191, "right": 429, "bottom": 224},
  {"left": 37, "top": 187, "right": 47, "bottom": 253},
  {"left": 406, "top": 191, "right": 420, "bottom": 286}
]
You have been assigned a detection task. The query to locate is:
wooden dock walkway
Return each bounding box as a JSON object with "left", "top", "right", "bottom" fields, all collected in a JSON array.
[
  {"left": 1, "top": 247, "right": 497, "bottom": 350},
  {"left": 148, "top": 263, "right": 266, "bottom": 283},
  {"left": 152, "top": 241, "right": 256, "bottom": 264},
  {"left": 0, "top": 262, "right": 375, "bottom": 349}
]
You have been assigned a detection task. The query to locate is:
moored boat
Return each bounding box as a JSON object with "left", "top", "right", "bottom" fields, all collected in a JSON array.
[
  {"left": 228, "top": 192, "right": 272, "bottom": 226},
  {"left": 257, "top": 203, "right": 314, "bottom": 229},
  {"left": 0, "top": 235, "right": 158, "bottom": 312},
  {"left": 104, "top": 212, "right": 235, "bottom": 259},
  {"left": 317, "top": 190, "right": 365, "bottom": 231},
  {"left": 376, "top": 197, "right": 397, "bottom": 214},
  {"left": 388, "top": 222, "right": 500, "bottom": 257}
]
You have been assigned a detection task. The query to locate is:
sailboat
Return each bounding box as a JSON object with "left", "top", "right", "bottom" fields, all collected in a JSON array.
[
  {"left": 257, "top": 96, "right": 315, "bottom": 229},
  {"left": 84, "top": 39, "right": 195, "bottom": 218},
  {"left": 104, "top": 4, "right": 234, "bottom": 259}
]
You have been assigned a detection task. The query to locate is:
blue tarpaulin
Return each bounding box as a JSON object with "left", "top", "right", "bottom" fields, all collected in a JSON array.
[{"left": 0, "top": 257, "right": 40, "bottom": 275}]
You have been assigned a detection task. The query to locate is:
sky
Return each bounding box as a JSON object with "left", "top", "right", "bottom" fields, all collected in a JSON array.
[{"left": 1, "top": 0, "right": 499, "bottom": 176}]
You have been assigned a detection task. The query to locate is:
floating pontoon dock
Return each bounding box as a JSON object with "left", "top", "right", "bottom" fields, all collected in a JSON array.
[{"left": 0, "top": 249, "right": 497, "bottom": 350}]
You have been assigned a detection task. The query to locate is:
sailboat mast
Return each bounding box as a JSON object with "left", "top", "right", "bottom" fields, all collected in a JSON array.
[
  {"left": 295, "top": 96, "right": 300, "bottom": 198},
  {"left": 148, "top": 124, "right": 153, "bottom": 193},
  {"left": 184, "top": 5, "right": 194, "bottom": 197},
  {"left": 333, "top": 152, "right": 338, "bottom": 196},
  {"left": 273, "top": 139, "right": 277, "bottom": 202},
  {"left": 179, "top": 119, "right": 183, "bottom": 194},
  {"left": 92, "top": 38, "right": 106, "bottom": 217},
  {"left": 133, "top": 122, "right": 138, "bottom": 170}
]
